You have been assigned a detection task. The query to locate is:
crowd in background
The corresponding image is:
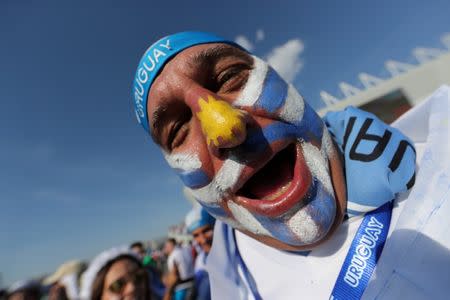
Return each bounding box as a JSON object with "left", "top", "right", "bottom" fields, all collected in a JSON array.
[{"left": 0, "top": 206, "right": 215, "bottom": 300}]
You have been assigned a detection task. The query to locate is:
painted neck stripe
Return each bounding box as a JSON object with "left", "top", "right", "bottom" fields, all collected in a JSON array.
[{"left": 228, "top": 201, "right": 272, "bottom": 236}]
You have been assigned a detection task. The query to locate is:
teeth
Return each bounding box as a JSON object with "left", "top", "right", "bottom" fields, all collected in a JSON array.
[{"left": 262, "top": 181, "right": 292, "bottom": 201}]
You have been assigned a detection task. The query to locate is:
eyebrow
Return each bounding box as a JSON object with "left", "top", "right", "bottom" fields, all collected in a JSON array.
[
  {"left": 190, "top": 44, "right": 252, "bottom": 68},
  {"left": 151, "top": 102, "right": 169, "bottom": 145}
]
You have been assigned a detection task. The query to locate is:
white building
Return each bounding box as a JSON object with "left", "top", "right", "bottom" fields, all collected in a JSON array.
[{"left": 318, "top": 33, "right": 450, "bottom": 123}]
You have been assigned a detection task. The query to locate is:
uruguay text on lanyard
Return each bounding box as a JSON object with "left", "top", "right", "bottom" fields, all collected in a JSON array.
[{"left": 330, "top": 200, "right": 393, "bottom": 300}]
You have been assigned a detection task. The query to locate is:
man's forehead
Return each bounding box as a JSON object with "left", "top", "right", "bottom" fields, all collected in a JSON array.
[
  {"left": 150, "top": 43, "right": 252, "bottom": 94},
  {"left": 186, "top": 43, "right": 253, "bottom": 67}
]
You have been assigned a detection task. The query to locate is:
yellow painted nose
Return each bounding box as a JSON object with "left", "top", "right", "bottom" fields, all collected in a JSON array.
[{"left": 196, "top": 95, "right": 247, "bottom": 149}]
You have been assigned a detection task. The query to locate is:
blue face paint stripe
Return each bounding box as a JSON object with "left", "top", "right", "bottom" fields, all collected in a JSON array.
[
  {"left": 251, "top": 180, "right": 334, "bottom": 247},
  {"left": 199, "top": 202, "right": 229, "bottom": 219},
  {"left": 251, "top": 182, "right": 318, "bottom": 246},
  {"left": 306, "top": 180, "right": 336, "bottom": 231},
  {"left": 298, "top": 102, "right": 324, "bottom": 140},
  {"left": 254, "top": 213, "right": 299, "bottom": 245},
  {"left": 242, "top": 122, "right": 298, "bottom": 153},
  {"left": 255, "top": 68, "right": 288, "bottom": 113},
  {"left": 177, "top": 169, "right": 210, "bottom": 189},
  {"left": 242, "top": 121, "right": 317, "bottom": 154}
]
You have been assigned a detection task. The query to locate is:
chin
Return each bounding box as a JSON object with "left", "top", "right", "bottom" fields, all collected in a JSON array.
[{"left": 224, "top": 137, "right": 344, "bottom": 250}]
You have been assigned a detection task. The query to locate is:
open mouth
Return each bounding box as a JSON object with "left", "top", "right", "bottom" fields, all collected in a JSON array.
[{"left": 235, "top": 143, "right": 312, "bottom": 217}]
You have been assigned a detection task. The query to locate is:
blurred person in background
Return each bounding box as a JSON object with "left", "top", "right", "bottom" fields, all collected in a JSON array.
[
  {"left": 43, "top": 260, "right": 87, "bottom": 300},
  {"left": 0, "top": 289, "right": 6, "bottom": 300},
  {"left": 130, "top": 241, "right": 147, "bottom": 261},
  {"left": 130, "top": 242, "right": 166, "bottom": 300},
  {"left": 185, "top": 206, "right": 215, "bottom": 300},
  {"left": 5, "top": 279, "right": 41, "bottom": 300},
  {"left": 162, "top": 239, "right": 194, "bottom": 300},
  {"left": 80, "top": 246, "right": 152, "bottom": 300}
]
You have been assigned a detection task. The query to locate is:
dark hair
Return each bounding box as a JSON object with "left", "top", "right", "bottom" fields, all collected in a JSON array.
[
  {"left": 7, "top": 287, "right": 41, "bottom": 300},
  {"left": 90, "top": 255, "right": 151, "bottom": 300},
  {"left": 130, "top": 241, "right": 144, "bottom": 249},
  {"left": 0, "top": 289, "right": 6, "bottom": 299},
  {"left": 166, "top": 238, "right": 177, "bottom": 246}
]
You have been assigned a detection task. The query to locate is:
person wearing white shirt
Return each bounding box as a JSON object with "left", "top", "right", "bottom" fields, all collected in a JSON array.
[
  {"left": 132, "top": 31, "right": 449, "bottom": 299},
  {"left": 164, "top": 238, "right": 195, "bottom": 300}
]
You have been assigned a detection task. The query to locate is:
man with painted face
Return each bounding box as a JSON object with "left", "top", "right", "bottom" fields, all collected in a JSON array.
[{"left": 133, "top": 32, "right": 450, "bottom": 299}]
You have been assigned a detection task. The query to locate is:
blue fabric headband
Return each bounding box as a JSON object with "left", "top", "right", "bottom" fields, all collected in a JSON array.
[
  {"left": 132, "top": 31, "right": 241, "bottom": 133},
  {"left": 185, "top": 206, "right": 215, "bottom": 234}
]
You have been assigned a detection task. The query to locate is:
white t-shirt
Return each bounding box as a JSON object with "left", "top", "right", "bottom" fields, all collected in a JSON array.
[
  {"left": 167, "top": 246, "right": 195, "bottom": 281},
  {"left": 207, "top": 86, "right": 450, "bottom": 300},
  {"left": 195, "top": 250, "right": 208, "bottom": 274}
]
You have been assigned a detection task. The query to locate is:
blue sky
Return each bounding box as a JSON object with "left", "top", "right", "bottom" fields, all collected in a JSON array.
[{"left": 1, "top": 0, "right": 449, "bottom": 286}]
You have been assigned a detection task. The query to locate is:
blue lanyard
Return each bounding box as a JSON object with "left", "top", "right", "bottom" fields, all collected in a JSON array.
[
  {"left": 231, "top": 228, "right": 263, "bottom": 300},
  {"left": 228, "top": 200, "right": 393, "bottom": 300},
  {"left": 330, "top": 201, "right": 394, "bottom": 300}
]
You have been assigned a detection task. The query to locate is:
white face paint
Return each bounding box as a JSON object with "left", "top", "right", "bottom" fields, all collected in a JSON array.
[
  {"left": 164, "top": 152, "right": 202, "bottom": 171},
  {"left": 167, "top": 51, "right": 338, "bottom": 248},
  {"left": 228, "top": 201, "right": 272, "bottom": 236},
  {"left": 279, "top": 84, "right": 305, "bottom": 123},
  {"left": 234, "top": 56, "right": 268, "bottom": 107},
  {"left": 287, "top": 209, "right": 320, "bottom": 244},
  {"left": 302, "top": 141, "right": 334, "bottom": 196},
  {"left": 189, "top": 158, "right": 245, "bottom": 205}
]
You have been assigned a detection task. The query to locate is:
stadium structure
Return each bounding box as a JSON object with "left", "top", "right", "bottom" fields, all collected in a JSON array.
[{"left": 318, "top": 33, "right": 450, "bottom": 123}]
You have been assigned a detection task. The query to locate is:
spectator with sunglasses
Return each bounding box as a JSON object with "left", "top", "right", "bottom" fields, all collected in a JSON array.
[{"left": 80, "top": 246, "right": 152, "bottom": 300}]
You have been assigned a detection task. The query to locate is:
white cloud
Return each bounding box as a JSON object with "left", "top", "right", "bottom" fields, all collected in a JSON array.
[
  {"left": 256, "top": 29, "right": 265, "bottom": 42},
  {"left": 266, "top": 39, "right": 305, "bottom": 83},
  {"left": 234, "top": 35, "right": 254, "bottom": 51}
]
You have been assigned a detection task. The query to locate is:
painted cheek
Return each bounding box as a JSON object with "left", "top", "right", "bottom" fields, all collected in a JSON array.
[
  {"left": 164, "top": 152, "right": 211, "bottom": 189},
  {"left": 254, "top": 68, "right": 288, "bottom": 113},
  {"left": 235, "top": 55, "right": 324, "bottom": 143},
  {"left": 294, "top": 102, "right": 324, "bottom": 142},
  {"left": 235, "top": 56, "right": 289, "bottom": 119}
]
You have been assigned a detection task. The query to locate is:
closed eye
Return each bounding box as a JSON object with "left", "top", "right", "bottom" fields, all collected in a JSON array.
[
  {"left": 167, "top": 107, "right": 192, "bottom": 151},
  {"left": 216, "top": 64, "right": 251, "bottom": 93}
]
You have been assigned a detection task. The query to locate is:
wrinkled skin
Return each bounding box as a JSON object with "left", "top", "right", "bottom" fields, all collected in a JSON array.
[{"left": 148, "top": 43, "right": 346, "bottom": 251}]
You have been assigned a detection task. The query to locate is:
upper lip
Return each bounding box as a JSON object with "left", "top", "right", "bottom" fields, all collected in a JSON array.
[{"left": 231, "top": 141, "right": 312, "bottom": 217}]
